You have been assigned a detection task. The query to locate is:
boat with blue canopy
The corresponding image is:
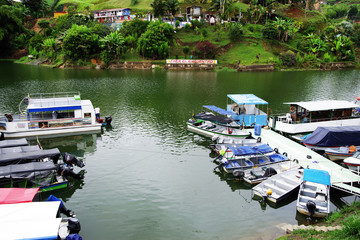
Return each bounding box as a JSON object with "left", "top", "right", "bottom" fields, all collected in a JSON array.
[
  {"left": 226, "top": 94, "right": 268, "bottom": 127},
  {"left": 0, "top": 92, "right": 112, "bottom": 138},
  {"left": 296, "top": 169, "right": 331, "bottom": 218}
]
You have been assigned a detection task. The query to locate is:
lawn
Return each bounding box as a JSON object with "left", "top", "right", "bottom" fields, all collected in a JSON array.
[{"left": 217, "top": 40, "right": 275, "bottom": 66}]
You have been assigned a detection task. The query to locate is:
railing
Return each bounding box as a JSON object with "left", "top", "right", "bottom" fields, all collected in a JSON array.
[{"left": 29, "top": 92, "right": 80, "bottom": 99}]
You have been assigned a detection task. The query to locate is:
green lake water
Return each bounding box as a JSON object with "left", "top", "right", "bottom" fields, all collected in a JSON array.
[{"left": 1, "top": 61, "right": 360, "bottom": 239}]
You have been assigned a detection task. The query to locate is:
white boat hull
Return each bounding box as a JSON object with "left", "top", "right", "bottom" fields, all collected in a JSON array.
[{"left": 187, "top": 122, "right": 250, "bottom": 138}]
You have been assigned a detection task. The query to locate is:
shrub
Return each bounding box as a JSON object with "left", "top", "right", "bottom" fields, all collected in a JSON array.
[
  {"left": 201, "top": 28, "right": 208, "bottom": 37},
  {"left": 322, "top": 52, "right": 332, "bottom": 63},
  {"left": 342, "top": 215, "right": 360, "bottom": 237},
  {"left": 175, "top": 20, "right": 180, "bottom": 28},
  {"left": 190, "top": 19, "right": 201, "bottom": 29},
  {"left": 38, "top": 19, "right": 50, "bottom": 29},
  {"left": 119, "top": 18, "right": 149, "bottom": 38},
  {"left": 348, "top": 5, "right": 359, "bottom": 20},
  {"left": 279, "top": 50, "right": 296, "bottom": 66},
  {"left": 262, "top": 22, "right": 278, "bottom": 40},
  {"left": 29, "top": 34, "right": 45, "bottom": 54},
  {"left": 182, "top": 46, "right": 190, "bottom": 58},
  {"left": 184, "top": 23, "right": 190, "bottom": 31},
  {"left": 195, "top": 40, "right": 216, "bottom": 59},
  {"left": 229, "top": 23, "right": 243, "bottom": 41}
]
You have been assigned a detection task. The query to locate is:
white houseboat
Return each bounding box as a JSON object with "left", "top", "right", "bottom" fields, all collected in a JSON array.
[
  {"left": 268, "top": 100, "right": 360, "bottom": 136},
  {"left": 0, "top": 92, "right": 106, "bottom": 138}
]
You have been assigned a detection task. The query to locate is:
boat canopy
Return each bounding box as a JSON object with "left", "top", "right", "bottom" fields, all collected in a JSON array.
[
  {"left": 303, "top": 169, "right": 331, "bottom": 186},
  {"left": 0, "top": 161, "right": 57, "bottom": 176},
  {"left": 303, "top": 126, "right": 360, "bottom": 147},
  {"left": 193, "top": 112, "right": 234, "bottom": 124},
  {"left": 229, "top": 146, "right": 257, "bottom": 156},
  {"left": 284, "top": 100, "right": 358, "bottom": 111},
  {"left": 227, "top": 94, "right": 268, "bottom": 105},
  {"left": 0, "top": 201, "right": 61, "bottom": 240},
  {"left": 0, "top": 138, "right": 28, "bottom": 148},
  {"left": 0, "top": 148, "right": 60, "bottom": 166},
  {"left": 28, "top": 95, "right": 82, "bottom": 113},
  {"left": 203, "top": 105, "right": 234, "bottom": 116},
  {"left": 0, "top": 188, "right": 39, "bottom": 204},
  {"left": 252, "top": 144, "right": 274, "bottom": 154}
]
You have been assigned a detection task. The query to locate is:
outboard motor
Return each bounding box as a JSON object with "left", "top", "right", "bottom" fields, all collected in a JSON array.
[
  {"left": 233, "top": 170, "right": 245, "bottom": 178},
  {"left": 263, "top": 167, "right": 277, "bottom": 178},
  {"left": 68, "top": 218, "right": 81, "bottom": 234},
  {"left": 306, "top": 200, "right": 317, "bottom": 218},
  {"left": 105, "top": 116, "right": 112, "bottom": 125},
  {"left": 58, "top": 164, "right": 84, "bottom": 180},
  {"left": 47, "top": 195, "right": 74, "bottom": 218},
  {"left": 64, "top": 153, "right": 85, "bottom": 168}
]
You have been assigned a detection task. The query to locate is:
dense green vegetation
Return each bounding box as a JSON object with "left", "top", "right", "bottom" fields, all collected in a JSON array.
[{"left": 1, "top": 0, "right": 360, "bottom": 69}]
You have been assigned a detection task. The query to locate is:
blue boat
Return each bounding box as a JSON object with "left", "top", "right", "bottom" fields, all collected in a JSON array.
[{"left": 226, "top": 94, "right": 268, "bottom": 127}]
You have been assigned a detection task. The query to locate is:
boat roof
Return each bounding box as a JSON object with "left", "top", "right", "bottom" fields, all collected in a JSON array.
[
  {"left": 303, "top": 126, "right": 360, "bottom": 147},
  {"left": 0, "top": 201, "right": 61, "bottom": 240},
  {"left": 284, "top": 100, "right": 358, "bottom": 111},
  {"left": 303, "top": 169, "right": 331, "bottom": 186},
  {"left": 28, "top": 97, "right": 82, "bottom": 112},
  {"left": 227, "top": 94, "right": 268, "bottom": 105},
  {"left": 203, "top": 105, "right": 234, "bottom": 116},
  {"left": 0, "top": 138, "right": 28, "bottom": 148},
  {"left": 0, "top": 188, "right": 39, "bottom": 204},
  {"left": 0, "top": 161, "right": 57, "bottom": 176},
  {"left": 0, "top": 148, "right": 60, "bottom": 165}
]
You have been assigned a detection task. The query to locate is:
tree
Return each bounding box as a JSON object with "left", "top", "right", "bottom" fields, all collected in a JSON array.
[
  {"left": 0, "top": 5, "right": 26, "bottom": 56},
  {"left": 23, "top": 0, "right": 47, "bottom": 18},
  {"left": 100, "top": 31, "right": 125, "bottom": 59},
  {"left": 119, "top": 18, "right": 149, "bottom": 38},
  {"left": 151, "top": 0, "right": 166, "bottom": 18},
  {"left": 62, "top": 24, "right": 100, "bottom": 60},
  {"left": 137, "top": 20, "right": 173, "bottom": 59},
  {"left": 183, "top": 46, "right": 190, "bottom": 58},
  {"left": 348, "top": 5, "right": 358, "bottom": 20},
  {"left": 229, "top": 22, "right": 243, "bottom": 41},
  {"left": 195, "top": 41, "right": 216, "bottom": 59},
  {"left": 166, "top": 0, "right": 179, "bottom": 21}
]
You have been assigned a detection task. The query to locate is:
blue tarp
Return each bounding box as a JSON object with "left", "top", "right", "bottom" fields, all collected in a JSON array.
[
  {"left": 203, "top": 105, "right": 234, "bottom": 116},
  {"left": 229, "top": 146, "right": 257, "bottom": 156},
  {"left": 227, "top": 94, "right": 268, "bottom": 105},
  {"left": 303, "top": 126, "right": 360, "bottom": 147},
  {"left": 303, "top": 169, "right": 331, "bottom": 186},
  {"left": 252, "top": 144, "right": 273, "bottom": 154}
]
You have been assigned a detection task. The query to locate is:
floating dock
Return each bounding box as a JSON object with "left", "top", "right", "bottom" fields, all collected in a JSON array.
[{"left": 249, "top": 127, "right": 360, "bottom": 196}]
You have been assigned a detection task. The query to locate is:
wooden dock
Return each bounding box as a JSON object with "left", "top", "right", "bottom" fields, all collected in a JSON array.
[{"left": 249, "top": 127, "right": 360, "bottom": 196}]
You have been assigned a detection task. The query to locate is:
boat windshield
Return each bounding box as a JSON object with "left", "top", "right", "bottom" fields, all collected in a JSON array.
[{"left": 353, "top": 152, "right": 360, "bottom": 158}]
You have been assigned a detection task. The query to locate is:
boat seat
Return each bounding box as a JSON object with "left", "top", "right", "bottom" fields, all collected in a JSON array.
[
  {"left": 316, "top": 193, "right": 327, "bottom": 202},
  {"left": 301, "top": 189, "right": 316, "bottom": 198},
  {"left": 276, "top": 180, "right": 294, "bottom": 191}
]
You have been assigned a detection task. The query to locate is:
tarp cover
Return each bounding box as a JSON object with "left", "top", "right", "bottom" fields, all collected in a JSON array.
[
  {"left": 203, "top": 105, "right": 235, "bottom": 116},
  {"left": 0, "top": 145, "right": 39, "bottom": 154},
  {"left": 0, "top": 148, "right": 60, "bottom": 166},
  {"left": 0, "top": 161, "right": 56, "bottom": 176},
  {"left": 193, "top": 112, "right": 233, "bottom": 124},
  {"left": 0, "top": 138, "right": 28, "bottom": 148},
  {"left": 303, "top": 126, "right": 360, "bottom": 147},
  {"left": 303, "top": 169, "right": 331, "bottom": 186},
  {"left": 229, "top": 146, "right": 257, "bottom": 156},
  {"left": 252, "top": 144, "right": 273, "bottom": 154},
  {"left": 227, "top": 94, "right": 268, "bottom": 105},
  {"left": 0, "top": 188, "right": 39, "bottom": 204}
]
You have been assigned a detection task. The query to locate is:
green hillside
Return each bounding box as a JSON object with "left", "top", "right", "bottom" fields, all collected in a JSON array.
[{"left": 58, "top": 0, "right": 155, "bottom": 11}]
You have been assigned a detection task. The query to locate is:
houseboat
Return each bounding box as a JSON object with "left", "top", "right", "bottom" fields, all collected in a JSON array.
[
  {"left": 0, "top": 92, "right": 107, "bottom": 138},
  {"left": 268, "top": 99, "right": 360, "bottom": 136}
]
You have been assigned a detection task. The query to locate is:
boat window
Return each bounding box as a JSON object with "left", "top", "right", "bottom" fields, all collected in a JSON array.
[
  {"left": 84, "top": 113, "right": 91, "bottom": 118},
  {"left": 29, "top": 111, "right": 54, "bottom": 120},
  {"left": 56, "top": 110, "right": 75, "bottom": 119}
]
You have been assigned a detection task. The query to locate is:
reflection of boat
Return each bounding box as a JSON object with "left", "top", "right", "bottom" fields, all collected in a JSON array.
[
  {"left": 226, "top": 94, "right": 268, "bottom": 127},
  {"left": 344, "top": 151, "right": 360, "bottom": 172},
  {"left": 296, "top": 169, "right": 331, "bottom": 218},
  {"left": 302, "top": 126, "right": 360, "bottom": 151},
  {"left": 0, "top": 92, "right": 111, "bottom": 138},
  {"left": 252, "top": 168, "right": 303, "bottom": 203},
  {"left": 325, "top": 146, "right": 359, "bottom": 161},
  {"left": 269, "top": 100, "right": 360, "bottom": 135}
]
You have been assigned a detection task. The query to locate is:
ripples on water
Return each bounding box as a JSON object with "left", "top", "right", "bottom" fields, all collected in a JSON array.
[{"left": 1, "top": 63, "right": 360, "bottom": 239}]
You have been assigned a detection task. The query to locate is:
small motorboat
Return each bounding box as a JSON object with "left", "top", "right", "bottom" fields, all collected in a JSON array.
[
  {"left": 296, "top": 169, "right": 331, "bottom": 218},
  {"left": 344, "top": 151, "right": 360, "bottom": 172},
  {"left": 325, "top": 145, "right": 359, "bottom": 161}
]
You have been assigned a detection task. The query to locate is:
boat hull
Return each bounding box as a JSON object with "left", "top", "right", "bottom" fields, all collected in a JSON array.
[
  {"left": 187, "top": 123, "right": 250, "bottom": 138},
  {"left": 1, "top": 124, "right": 102, "bottom": 139}
]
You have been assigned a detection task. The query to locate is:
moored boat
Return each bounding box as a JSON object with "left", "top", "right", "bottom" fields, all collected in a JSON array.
[
  {"left": 343, "top": 151, "right": 360, "bottom": 172},
  {"left": 302, "top": 126, "right": 360, "bottom": 151},
  {"left": 325, "top": 146, "right": 359, "bottom": 161},
  {"left": 296, "top": 169, "right": 331, "bottom": 218},
  {"left": 268, "top": 99, "right": 360, "bottom": 135},
  {"left": 0, "top": 92, "right": 111, "bottom": 139}
]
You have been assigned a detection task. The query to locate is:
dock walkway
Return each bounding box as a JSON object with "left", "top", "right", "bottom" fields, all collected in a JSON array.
[{"left": 249, "top": 128, "right": 360, "bottom": 196}]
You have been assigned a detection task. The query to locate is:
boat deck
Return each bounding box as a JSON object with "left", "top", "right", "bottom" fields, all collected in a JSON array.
[{"left": 250, "top": 128, "right": 360, "bottom": 196}]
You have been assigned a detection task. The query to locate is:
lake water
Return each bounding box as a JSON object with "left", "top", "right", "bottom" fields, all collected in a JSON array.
[{"left": 1, "top": 62, "right": 360, "bottom": 240}]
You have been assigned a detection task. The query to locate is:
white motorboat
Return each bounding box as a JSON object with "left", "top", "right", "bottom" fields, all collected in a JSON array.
[
  {"left": 344, "top": 151, "right": 360, "bottom": 172},
  {"left": 296, "top": 169, "right": 331, "bottom": 218},
  {"left": 0, "top": 92, "right": 111, "bottom": 138},
  {"left": 187, "top": 120, "right": 251, "bottom": 138},
  {"left": 325, "top": 146, "right": 359, "bottom": 161},
  {"left": 268, "top": 99, "right": 360, "bottom": 135}
]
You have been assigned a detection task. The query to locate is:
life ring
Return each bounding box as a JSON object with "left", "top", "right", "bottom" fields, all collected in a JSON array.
[{"left": 290, "top": 106, "right": 296, "bottom": 113}]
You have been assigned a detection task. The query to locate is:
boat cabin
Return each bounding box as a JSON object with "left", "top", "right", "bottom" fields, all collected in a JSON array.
[{"left": 226, "top": 94, "right": 268, "bottom": 127}]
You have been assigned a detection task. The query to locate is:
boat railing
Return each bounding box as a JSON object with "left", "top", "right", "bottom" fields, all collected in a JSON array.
[{"left": 29, "top": 92, "right": 80, "bottom": 100}]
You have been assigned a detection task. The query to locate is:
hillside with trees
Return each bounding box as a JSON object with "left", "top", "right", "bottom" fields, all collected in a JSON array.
[{"left": 1, "top": 0, "right": 360, "bottom": 70}]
